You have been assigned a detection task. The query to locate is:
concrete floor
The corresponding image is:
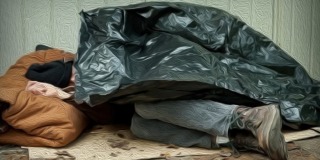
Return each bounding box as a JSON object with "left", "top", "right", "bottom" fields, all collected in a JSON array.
[
  {"left": 1, "top": 137, "right": 320, "bottom": 160},
  {"left": 294, "top": 137, "right": 320, "bottom": 160}
]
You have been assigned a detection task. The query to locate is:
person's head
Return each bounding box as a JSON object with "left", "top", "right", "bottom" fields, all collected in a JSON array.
[{"left": 25, "top": 58, "right": 75, "bottom": 88}]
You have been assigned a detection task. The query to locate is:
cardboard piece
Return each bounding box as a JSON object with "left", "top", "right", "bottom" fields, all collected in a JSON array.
[
  {"left": 26, "top": 125, "right": 320, "bottom": 160},
  {"left": 283, "top": 129, "right": 320, "bottom": 142},
  {"left": 312, "top": 127, "right": 320, "bottom": 133}
]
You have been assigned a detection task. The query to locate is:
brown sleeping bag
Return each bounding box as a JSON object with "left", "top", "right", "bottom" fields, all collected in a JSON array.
[{"left": 0, "top": 49, "right": 89, "bottom": 147}]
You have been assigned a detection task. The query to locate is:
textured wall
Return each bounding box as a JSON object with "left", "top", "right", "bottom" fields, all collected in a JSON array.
[
  {"left": 277, "top": 0, "right": 320, "bottom": 80},
  {"left": 0, "top": 0, "right": 319, "bottom": 80}
]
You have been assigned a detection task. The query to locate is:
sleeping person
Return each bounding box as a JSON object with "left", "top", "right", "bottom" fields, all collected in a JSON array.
[
  {"left": 25, "top": 57, "right": 75, "bottom": 100},
  {"left": 24, "top": 58, "right": 288, "bottom": 160}
]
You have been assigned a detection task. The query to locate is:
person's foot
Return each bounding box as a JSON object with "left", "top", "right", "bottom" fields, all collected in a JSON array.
[
  {"left": 230, "top": 130, "right": 265, "bottom": 154},
  {"left": 231, "top": 104, "right": 288, "bottom": 160}
]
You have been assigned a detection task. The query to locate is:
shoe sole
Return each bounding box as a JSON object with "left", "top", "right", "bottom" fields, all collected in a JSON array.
[{"left": 261, "top": 104, "right": 288, "bottom": 160}]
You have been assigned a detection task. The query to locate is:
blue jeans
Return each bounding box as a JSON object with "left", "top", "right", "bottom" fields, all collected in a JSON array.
[{"left": 131, "top": 100, "right": 237, "bottom": 149}]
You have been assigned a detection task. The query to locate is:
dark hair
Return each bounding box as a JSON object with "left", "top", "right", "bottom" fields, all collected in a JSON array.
[{"left": 25, "top": 60, "right": 73, "bottom": 88}]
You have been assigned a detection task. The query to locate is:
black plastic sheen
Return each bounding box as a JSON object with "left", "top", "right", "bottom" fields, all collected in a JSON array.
[{"left": 74, "top": 2, "right": 320, "bottom": 129}]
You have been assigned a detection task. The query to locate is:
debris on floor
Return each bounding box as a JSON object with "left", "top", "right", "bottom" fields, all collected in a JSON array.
[
  {"left": 110, "top": 153, "right": 118, "bottom": 157},
  {"left": 0, "top": 145, "right": 28, "bottom": 160},
  {"left": 54, "top": 151, "right": 75, "bottom": 159},
  {"left": 294, "top": 137, "right": 320, "bottom": 159},
  {"left": 167, "top": 144, "right": 179, "bottom": 149},
  {"left": 23, "top": 126, "right": 320, "bottom": 160},
  {"left": 116, "top": 130, "right": 135, "bottom": 140},
  {"left": 107, "top": 139, "right": 136, "bottom": 150},
  {"left": 2, "top": 141, "right": 320, "bottom": 160},
  {"left": 219, "top": 150, "right": 232, "bottom": 157},
  {"left": 160, "top": 152, "right": 171, "bottom": 158}
]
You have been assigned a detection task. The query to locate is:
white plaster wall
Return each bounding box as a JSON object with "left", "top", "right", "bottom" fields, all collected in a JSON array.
[{"left": 0, "top": 0, "right": 319, "bottom": 80}]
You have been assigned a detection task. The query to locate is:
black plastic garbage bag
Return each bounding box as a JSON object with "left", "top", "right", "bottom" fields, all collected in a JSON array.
[{"left": 74, "top": 2, "right": 320, "bottom": 129}]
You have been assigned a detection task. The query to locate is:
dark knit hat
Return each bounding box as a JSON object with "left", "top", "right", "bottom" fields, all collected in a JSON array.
[{"left": 25, "top": 60, "right": 73, "bottom": 88}]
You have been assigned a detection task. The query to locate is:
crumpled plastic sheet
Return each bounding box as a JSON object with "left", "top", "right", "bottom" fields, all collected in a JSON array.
[{"left": 74, "top": 2, "right": 320, "bottom": 129}]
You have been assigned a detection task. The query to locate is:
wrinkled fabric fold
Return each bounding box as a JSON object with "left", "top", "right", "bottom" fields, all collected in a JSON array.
[{"left": 0, "top": 49, "right": 89, "bottom": 147}]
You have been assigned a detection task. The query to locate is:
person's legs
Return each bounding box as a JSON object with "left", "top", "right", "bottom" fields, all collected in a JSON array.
[
  {"left": 131, "top": 112, "right": 267, "bottom": 157},
  {"left": 135, "top": 100, "right": 237, "bottom": 137},
  {"left": 131, "top": 113, "right": 220, "bottom": 149},
  {"left": 135, "top": 100, "right": 287, "bottom": 160}
]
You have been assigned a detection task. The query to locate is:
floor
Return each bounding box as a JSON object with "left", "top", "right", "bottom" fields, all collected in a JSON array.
[{"left": 1, "top": 137, "right": 320, "bottom": 160}]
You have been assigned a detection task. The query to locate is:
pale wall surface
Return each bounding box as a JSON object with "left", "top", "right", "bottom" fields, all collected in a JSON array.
[{"left": 0, "top": 0, "right": 319, "bottom": 80}]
